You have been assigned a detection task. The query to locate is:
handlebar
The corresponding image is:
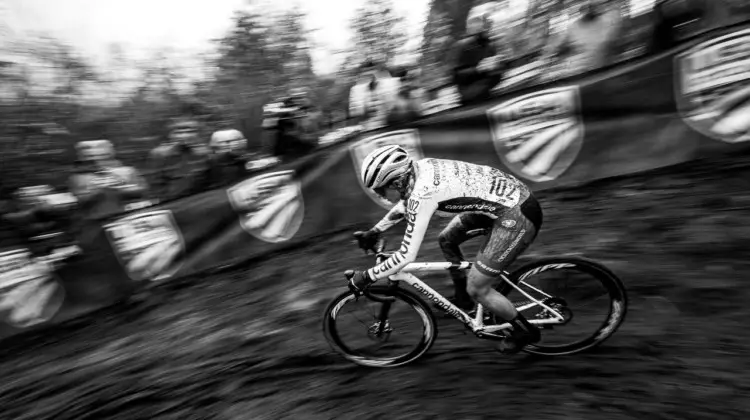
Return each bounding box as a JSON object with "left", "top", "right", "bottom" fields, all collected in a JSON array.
[{"left": 343, "top": 269, "right": 395, "bottom": 303}]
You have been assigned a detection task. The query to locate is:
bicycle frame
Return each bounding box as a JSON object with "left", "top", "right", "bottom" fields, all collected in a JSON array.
[{"left": 385, "top": 260, "right": 566, "bottom": 335}]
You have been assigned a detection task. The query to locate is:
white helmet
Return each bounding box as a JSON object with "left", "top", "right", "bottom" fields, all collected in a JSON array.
[{"left": 361, "top": 145, "right": 413, "bottom": 194}]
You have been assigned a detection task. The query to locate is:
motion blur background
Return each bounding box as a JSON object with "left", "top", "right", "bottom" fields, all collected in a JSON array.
[{"left": 1, "top": 0, "right": 750, "bottom": 419}]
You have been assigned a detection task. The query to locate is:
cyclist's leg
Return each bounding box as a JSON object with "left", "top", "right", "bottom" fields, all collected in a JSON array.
[
  {"left": 438, "top": 213, "right": 493, "bottom": 310},
  {"left": 467, "top": 198, "right": 542, "bottom": 352}
]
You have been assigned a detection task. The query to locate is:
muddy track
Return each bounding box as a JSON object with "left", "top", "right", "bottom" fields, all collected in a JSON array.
[{"left": 1, "top": 151, "right": 750, "bottom": 420}]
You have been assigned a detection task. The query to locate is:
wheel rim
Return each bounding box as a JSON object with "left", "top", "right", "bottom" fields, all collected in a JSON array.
[
  {"left": 325, "top": 289, "right": 434, "bottom": 366},
  {"left": 500, "top": 260, "right": 626, "bottom": 354}
]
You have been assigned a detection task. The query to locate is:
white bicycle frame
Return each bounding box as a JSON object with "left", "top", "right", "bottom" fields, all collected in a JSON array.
[{"left": 386, "top": 260, "right": 566, "bottom": 335}]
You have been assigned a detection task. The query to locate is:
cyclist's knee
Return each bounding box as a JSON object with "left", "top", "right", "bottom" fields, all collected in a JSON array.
[
  {"left": 437, "top": 230, "right": 455, "bottom": 251},
  {"left": 466, "top": 268, "right": 495, "bottom": 300},
  {"left": 438, "top": 230, "right": 463, "bottom": 262}
]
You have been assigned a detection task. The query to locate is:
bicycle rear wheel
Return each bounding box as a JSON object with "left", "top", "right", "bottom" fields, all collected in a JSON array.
[
  {"left": 496, "top": 257, "right": 628, "bottom": 356},
  {"left": 322, "top": 285, "right": 437, "bottom": 368}
]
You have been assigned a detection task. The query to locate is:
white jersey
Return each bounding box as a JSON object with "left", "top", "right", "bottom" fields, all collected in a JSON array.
[{"left": 366, "top": 158, "right": 531, "bottom": 281}]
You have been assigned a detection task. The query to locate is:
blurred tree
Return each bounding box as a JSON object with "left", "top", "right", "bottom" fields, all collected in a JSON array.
[
  {"left": 344, "top": 0, "right": 408, "bottom": 70},
  {"left": 202, "top": 5, "right": 317, "bottom": 150}
]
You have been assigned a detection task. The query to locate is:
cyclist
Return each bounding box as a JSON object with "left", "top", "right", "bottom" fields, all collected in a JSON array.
[{"left": 348, "top": 145, "right": 543, "bottom": 354}]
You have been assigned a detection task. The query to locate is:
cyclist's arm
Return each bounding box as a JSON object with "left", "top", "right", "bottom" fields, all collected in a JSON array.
[
  {"left": 366, "top": 196, "right": 437, "bottom": 281},
  {"left": 372, "top": 200, "right": 406, "bottom": 232}
]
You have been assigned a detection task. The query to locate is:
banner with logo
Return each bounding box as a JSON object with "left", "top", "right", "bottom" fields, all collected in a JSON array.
[{"left": 1, "top": 22, "right": 750, "bottom": 344}]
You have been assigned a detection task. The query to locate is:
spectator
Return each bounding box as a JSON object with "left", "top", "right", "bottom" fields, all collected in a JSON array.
[
  {"left": 348, "top": 59, "right": 401, "bottom": 131},
  {"left": 540, "top": 0, "right": 623, "bottom": 78},
  {"left": 262, "top": 88, "right": 321, "bottom": 162},
  {"left": 202, "top": 129, "right": 252, "bottom": 189},
  {"left": 651, "top": 0, "right": 706, "bottom": 53},
  {"left": 387, "top": 68, "right": 426, "bottom": 125},
  {"left": 147, "top": 118, "right": 211, "bottom": 202},
  {"left": 69, "top": 140, "right": 149, "bottom": 221},
  {"left": 450, "top": 2, "right": 508, "bottom": 105},
  {"left": 2, "top": 185, "right": 77, "bottom": 256}
]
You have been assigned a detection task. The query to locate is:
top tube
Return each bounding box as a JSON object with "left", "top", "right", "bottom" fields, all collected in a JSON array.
[{"left": 400, "top": 261, "right": 472, "bottom": 273}]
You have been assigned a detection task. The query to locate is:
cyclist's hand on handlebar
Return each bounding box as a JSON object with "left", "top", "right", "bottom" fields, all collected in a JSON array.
[
  {"left": 345, "top": 269, "right": 374, "bottom": 296},
  {"left": 353, "top": 229, "right": 383, "bottom": 254}
]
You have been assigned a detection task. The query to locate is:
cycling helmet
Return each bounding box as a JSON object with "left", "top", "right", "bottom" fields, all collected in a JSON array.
[{"left": 361, "top": 145, "right": 413, "bottom": 198}]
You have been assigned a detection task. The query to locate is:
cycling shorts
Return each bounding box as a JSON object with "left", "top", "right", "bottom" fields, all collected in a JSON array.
[{"left": 469, "top": 195, "right": 543, "bottom": 277}]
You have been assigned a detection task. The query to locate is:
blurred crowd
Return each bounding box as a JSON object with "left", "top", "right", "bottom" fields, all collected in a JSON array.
[
  {"left": 0, "top": 0, "right": 738, "bottom": 262},
  {"left": 338, "top": 0, "right": 714, "bottom": 125},
  {"left": 0, "top": 117, "right": 281, "bottom": 255}
]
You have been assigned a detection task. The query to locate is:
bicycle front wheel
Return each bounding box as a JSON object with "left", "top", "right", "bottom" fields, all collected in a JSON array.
[
  {"left": 499, "top": 257, "right": 628, "bottom": 357},
  {"left": 322, "top": 285, "right": 437, "bottom": 368}
]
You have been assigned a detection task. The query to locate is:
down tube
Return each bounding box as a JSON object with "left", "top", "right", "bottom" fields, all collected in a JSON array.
[{"left": 401, "top": 274, "right": 473, "bottom": 324}]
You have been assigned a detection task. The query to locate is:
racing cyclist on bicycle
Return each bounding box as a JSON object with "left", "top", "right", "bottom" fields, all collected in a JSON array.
[{"left": 348, "top": 145, "right": 543, "bottom": 354}]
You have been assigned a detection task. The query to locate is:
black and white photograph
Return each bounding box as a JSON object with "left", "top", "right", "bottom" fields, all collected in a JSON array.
[{"left": 0, "top": 0, "right": 749, "bottom": 418}]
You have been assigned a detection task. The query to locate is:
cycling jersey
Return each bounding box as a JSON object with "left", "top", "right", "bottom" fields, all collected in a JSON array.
[{"left": 366, "top": 158, "right": 531, "bottom": 281}]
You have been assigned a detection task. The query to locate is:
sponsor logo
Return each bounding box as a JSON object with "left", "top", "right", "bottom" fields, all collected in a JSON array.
[
  {"left": 475, "top": 260, "right": 501, "bottom": 275},
  {"left": 104, "top": 210, "right": 185, "bottom": 282},
  {"left": 495, "top": 229, "right": 527, "bottom": 262},
  {"left": 487, "top": 86, "right": 584, "bottom": 182},
  {"left": 0, "top": 248, "right": 65, "bottom": 328},
  {"left": 412, "top": 283, "right": 466, "bottom": 320},
  {"left": 227, "top": 170, "right": 305, "bottom": 244},
  {"left": 350, "top": 129, "right": 425, "bottom": 210},
  {"left": 675, "top": 28, "right": 750, "bottom": 143},
  {"left": 501, "top": 219, "right": 517, "bottom": 229},
  {"left": 430, "top": 159, "right": 441, "bottom": 186},
  {"left": 444, "top": 203, "right": 498, "bottom": 213},
  {"left": 372, "top": 251, "right": 404, "bottom": 277},
  {"left": 398, "top": 211, "right": 418, "bottom": 256}
]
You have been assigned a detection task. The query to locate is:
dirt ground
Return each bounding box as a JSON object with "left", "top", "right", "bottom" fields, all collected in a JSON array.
[{"left": 1, "top": 151, "right": 750, "bottom": 420}]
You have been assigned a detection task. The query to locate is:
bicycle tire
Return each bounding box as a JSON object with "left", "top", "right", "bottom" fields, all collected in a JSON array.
[
  {"left": 501, "top": 257, "right": 628, "bottom": 357},
  {"left": 322, "top": 285, "right": 438, "bottom": 368}
]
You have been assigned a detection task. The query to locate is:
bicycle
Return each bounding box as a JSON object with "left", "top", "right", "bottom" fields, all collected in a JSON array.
[{"left": 322, "top": 240, "right": 628, "bottom": 368}]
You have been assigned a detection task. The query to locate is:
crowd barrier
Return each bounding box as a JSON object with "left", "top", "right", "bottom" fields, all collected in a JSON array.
[{"left": 2, "top": 22, "right": 750, "bottom": 343}]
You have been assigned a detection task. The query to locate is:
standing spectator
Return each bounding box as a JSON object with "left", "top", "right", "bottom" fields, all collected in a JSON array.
[
  {"left": 651, "top": 0, "right": 707, "bottom": 53},
  {"left": 202, "top": 129, "right": 252, "bottom": 189},
  {"left": 147, "top": 118, "right": 211, "bottom": 202},
  {"left": 69, "top": 140, "right": 149, "bottom": 218},
  {"left": 262, "top": 88, "right": 321, "bottom": 162},
  {"left": 348, "top": 59, "right": 401, "bottom": 131},
  {"left": 1, "top": 185, "right": 76, "bottom": 256},
  {"left": 539, "top": 0, "right": 623, "bottom": 78},
  {"left": 387, "top": 68, "right": 426, "bottom": 125},
  {"left": 450, "top": 2, "right": 508, "bottom": 105}
]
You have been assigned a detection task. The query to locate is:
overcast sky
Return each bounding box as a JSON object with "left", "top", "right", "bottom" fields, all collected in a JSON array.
[{"left": 2, "top": 0, "right": 430, "bottom": 75}]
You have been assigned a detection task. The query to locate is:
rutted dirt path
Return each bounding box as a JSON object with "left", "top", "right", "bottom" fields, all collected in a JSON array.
[{"left": 1, "top": 151, "right": 750, "bottom": 419}]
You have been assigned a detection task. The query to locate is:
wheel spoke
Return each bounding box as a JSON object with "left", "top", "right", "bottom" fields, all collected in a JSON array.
[
  {"left": 499, "top": 258, "right": 628, "bottom": 356},
  {"left": 323, "top": 286, "right": 437, "bottom": 368}
]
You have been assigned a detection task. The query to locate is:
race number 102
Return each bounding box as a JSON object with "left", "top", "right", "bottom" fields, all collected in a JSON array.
[{"left": 489, "top": 177, "right": 517, "bottom": 200}]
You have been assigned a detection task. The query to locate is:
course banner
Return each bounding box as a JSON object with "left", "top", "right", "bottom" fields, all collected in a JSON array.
[{"left": 2, "top": 23, "right": 750, "bottom": 344}]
